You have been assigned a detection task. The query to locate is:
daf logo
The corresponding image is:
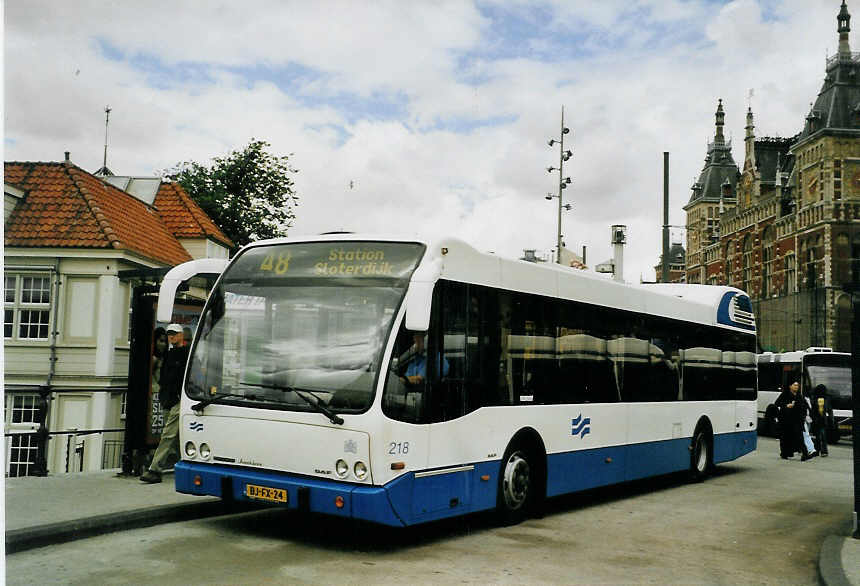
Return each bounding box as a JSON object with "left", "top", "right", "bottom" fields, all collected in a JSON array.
[{"left": 344, "top": 439, "right": 358, "bottom": 454}]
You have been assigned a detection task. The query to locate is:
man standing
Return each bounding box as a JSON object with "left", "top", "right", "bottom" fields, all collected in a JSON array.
[
  {"left": 140, "top": 323, "right": 189, "bottom": 484},
  {"left": 774, "top": 380, "right": 811, "bottom": 460}
]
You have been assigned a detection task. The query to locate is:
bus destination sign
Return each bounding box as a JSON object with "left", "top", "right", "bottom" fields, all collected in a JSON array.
[{"left": 228, "top": 241, "right": 426, "bottom": 281}]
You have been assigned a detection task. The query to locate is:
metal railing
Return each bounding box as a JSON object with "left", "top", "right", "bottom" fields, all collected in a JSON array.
[
  {"left": 826, "top": 50, "right": 860, "bottom": 68},
  {"left": 4, "top": 427, "right": 126, "bottom": 477}
]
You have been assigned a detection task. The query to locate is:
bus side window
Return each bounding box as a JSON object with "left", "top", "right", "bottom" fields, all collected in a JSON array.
[
  {"left": 466, "top": 285, "right": 502, "bottom": 412},
  {"left": 382, "top": 325, "right": 429, "bottom": 423},
  {"left": 558, "top": 300, "right": 616, "bottom": 404},
  {"left": 427, "top": 281, "right": 466, "bottom": 423},
  {"left": 650, "top": 332, "right": 681, "bottom": 402}
]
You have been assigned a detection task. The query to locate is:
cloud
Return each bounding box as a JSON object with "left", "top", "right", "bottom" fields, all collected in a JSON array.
[{"left": 3, "top": 0, "right": 849, "bottom": 281}]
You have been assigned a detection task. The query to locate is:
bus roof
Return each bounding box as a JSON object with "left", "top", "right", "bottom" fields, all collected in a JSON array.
[
  {"left": 757, "top": 348, "right": 850, "bottom": 363},
  {"left": 238, "top": 233, "right": 756, "bottom": 333}
]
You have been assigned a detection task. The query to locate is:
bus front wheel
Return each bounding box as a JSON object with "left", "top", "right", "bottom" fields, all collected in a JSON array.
[
  {"left": 497, "top": 447, "right": 533, "bottom": 525},
  {"left": 689, "top": 426, "right": 712, "bottom": 482}
]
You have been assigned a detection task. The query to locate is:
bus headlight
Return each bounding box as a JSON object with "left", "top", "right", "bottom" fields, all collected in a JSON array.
[
  {"left": 335, "top": 459, "right": 349, "bottom": 478},
  {"left": 354, "top": 461, "right": 368, "bottom": 480},
  {"left": 199, "top": 443, "right": 211, "bottom": 460},
  {"left": 184, "top": 441, "right": 197, "bottom": 458}
]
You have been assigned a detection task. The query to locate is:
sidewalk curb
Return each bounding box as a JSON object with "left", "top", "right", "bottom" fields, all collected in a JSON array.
[
  {"left": 819, "top": 534, "right": 852, "bottom": 586},
  {"left": 5, "top": 500, "right": 226, "bottom": 554}
]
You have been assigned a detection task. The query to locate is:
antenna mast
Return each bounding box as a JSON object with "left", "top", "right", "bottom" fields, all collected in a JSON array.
[
  {"left": 103, "top": 105, "right": 111, "bottom": 170},
  {"left": 95, "top": 106, "right": 114, "bottom": 176}
]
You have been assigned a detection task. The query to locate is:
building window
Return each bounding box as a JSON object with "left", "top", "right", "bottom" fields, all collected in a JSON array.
[
  {"left": 724, "top": 240, "right": 735, "bottom": 285},
  {"left": 11, "top": 394, "right": 39, "bottom": 423},
  {"left": 853, "top": 233, "right": 860, "bottom": 286},
  {"left": 742, "top": 235, "right": 753, "bottom": 294},
  {"left": 785, "top": 252, "right": 796, "bottom": 294},
  {"left": 4, "top": 274, "right": 52, "bottom": 340},
  {"left": 5, "top": 393, "right": 41, "bottom": 477},
  {"left": 803, "top": 236, "right": 822, "bottom": 288},
  {"left": 5, "top": 275, "right": 15, "bottom": 303},
  {"left": 7, "top": 434, "right": 39, "bottom": 477},
  {"left": 762, "top": 227, "right": 775, "bottom": 298}
]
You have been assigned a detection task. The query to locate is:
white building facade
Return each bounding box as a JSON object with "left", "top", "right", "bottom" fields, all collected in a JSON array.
[{"left": 4, "top": 159, "right": 232, "bottom": 476}]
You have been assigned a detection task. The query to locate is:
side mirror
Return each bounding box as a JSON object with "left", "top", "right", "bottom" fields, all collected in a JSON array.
[
  {"left": 405, "top": 258, "right": 442, "bottom": 331},
  {"left": 157, "top": 258, "right": 229, "bottom": 322}
]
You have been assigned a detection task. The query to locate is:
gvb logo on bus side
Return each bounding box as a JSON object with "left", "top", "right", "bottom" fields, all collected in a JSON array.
[
  {"left": 189, "top": 421, "right": 204, "bottom": 432},
  {"left": 571, "top": 414, "right": 591, "bottom": 439}
]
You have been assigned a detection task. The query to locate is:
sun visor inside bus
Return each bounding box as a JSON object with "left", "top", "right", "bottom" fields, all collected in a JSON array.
[
  {"left": 716, "top": 291, "right": 756, "bottom": 331},
  {"left": 405, "top": 258, "right": 443, "bottom": 331}
]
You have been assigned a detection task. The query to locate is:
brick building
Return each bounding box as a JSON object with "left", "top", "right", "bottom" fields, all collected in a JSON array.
[{"left": 685, "top": 1, "right": 860, "bottom": 352}]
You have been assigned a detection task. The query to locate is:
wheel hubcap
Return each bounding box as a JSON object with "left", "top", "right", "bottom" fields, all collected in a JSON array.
[{"left": 503, "top": 452, "right": 530, "bottom": 510}]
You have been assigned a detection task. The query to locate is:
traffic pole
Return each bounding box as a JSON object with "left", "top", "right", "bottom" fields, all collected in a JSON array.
[{"left": 852, "top": 289, "right": 859, "bottom": 538}]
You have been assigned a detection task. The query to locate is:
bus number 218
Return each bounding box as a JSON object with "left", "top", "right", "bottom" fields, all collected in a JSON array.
[{"left": 389, "top": 442, "right": 409, "bottom": 454}]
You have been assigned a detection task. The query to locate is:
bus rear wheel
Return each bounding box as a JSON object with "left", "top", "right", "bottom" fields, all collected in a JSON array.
[
  {"left": 497, "top": 447, "right": 533, "bottom": 525},
  {"left": 689, "top": 427, "right": 712, "bottom": 482}
]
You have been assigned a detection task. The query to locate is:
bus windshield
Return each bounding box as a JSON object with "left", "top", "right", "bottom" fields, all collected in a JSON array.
[
  {"left": 186, "top": 241, "right": 425, "bottom": 414},
  {"left": 805, "top": 354, "right": 853, "bottom": 403}
]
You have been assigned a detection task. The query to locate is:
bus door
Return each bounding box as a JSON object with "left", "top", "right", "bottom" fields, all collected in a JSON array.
[{"left": 411, "top": 281, "right": 502, "bottom": 520}]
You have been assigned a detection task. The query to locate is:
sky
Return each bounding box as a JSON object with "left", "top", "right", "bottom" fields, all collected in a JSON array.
[{"left": 2, "top": 0, "right": 847, "bottom": 281}]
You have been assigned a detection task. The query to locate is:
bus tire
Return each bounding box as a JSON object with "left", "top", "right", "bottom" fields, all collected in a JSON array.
[
  {"left": 497, "top": 439, "right": 543, "bottom": 525},
  {"left": 689, "top": 424, "right": 712, "bottom": 482}
]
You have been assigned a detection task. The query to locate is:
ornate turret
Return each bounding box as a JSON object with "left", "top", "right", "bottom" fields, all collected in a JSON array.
[
  {"left": 744, "top": 107, "right": 756, "bottom": 169},
  {"left": 796, "top": 1, "right": 860, "bottom": 145},
  {"left": 839, "top": 0, "right": 852, "bottom": 59},
  {"left": 714, "top": 99, "right": 726, "bottom": 146},
  {"left": 685, "top": 99, "right": 739, "bottom": 207}
]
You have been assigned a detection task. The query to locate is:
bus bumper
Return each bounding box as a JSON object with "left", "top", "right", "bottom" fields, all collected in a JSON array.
[{"left": 174, "top": 461, "right": 406, "bottom": 527}]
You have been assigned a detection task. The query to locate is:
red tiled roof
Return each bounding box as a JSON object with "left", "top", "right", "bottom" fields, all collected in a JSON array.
[
  {"left": 154, "top": 182, "right": 233, "bottom": 248},
  {"left": 4, "top": 162, "right": 194, "bottom": 266}
]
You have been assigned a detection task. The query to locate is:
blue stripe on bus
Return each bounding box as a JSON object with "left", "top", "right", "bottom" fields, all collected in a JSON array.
[
  {"left": 175, "top": 430, "right": 757, "bottom": 527},
  {"left": 175, "top": 461, "right": 402, "bottom": 526}
]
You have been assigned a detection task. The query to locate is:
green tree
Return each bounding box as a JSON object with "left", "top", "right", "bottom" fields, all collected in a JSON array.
[{"left": 163, "top": 139, "right": 299, "bottom": 249}]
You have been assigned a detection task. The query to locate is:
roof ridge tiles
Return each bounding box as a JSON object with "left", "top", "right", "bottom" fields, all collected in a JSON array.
[
  {"left": 171, "top": 182, "right": 206, "bottom": 232},
  {"left": 66, "top": 167, "right": 121, "bottom": 249},
  {"left": 154, "top": 181, "right": 233, "bottom": 248}
]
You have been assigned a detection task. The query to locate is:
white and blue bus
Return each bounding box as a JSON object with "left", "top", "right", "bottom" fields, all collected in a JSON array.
[{"left": 157, "top": 235, "right": 757, "bottom": 527}]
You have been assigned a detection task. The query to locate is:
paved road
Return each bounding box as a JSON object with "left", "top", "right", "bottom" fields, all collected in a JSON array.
[{"left": 6, "top": 437, "right": 854, "bottom": 585}]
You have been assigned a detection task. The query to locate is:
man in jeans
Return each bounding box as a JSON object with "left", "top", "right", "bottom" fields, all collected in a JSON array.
[{"left": 141, "top": 323, "right": 190, "bottom": 483}]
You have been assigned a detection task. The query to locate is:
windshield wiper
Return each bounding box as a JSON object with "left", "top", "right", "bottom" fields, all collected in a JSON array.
[
  {"left": 191, "top": 392, "right": 263, "bottom": 413},
  {"left": 247, "top": 382, "right": 344, "bottom": 425}
]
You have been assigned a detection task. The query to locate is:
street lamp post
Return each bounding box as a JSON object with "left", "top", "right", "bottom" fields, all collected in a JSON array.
[{"left": 547, "top": 106, "right": 572, "bottom": 264}]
